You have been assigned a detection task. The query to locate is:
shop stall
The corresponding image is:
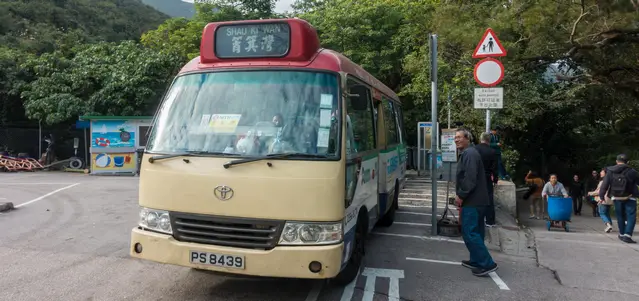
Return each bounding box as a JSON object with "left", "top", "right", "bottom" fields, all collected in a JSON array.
[{"left": 79, "top": 116, "right": 152, "bottom": 175}]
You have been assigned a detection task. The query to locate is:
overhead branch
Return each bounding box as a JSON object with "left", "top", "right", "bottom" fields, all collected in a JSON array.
[{"left": 569, "top": 0, "right": 589, "bottom": 45}]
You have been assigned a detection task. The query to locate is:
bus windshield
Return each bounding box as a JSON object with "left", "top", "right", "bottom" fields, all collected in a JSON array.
[{"left": 146, "top": 70, "right": 341, "bottom": 159}]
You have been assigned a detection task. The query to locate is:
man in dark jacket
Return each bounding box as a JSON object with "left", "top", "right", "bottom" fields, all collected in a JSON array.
[
  {"left": 454, "top": 128, "right": 498, "bottom": 276},
  {"left": 599, "top": 154, "right": 639, "bottom": 243},
  {"left": 569, "top": 174, "right": 585, "bottom": 216},
  {"left": 489, "top": 126, "right": 509, "bottom": 180},
  {"left": 475, "top": 132, "right": 498, "bottom": 226}
]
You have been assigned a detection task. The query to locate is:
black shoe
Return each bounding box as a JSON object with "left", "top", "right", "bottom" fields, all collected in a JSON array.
[
  {"left": 472, "top": 263, "right": 498, "bottom": 277},
  {"left": 461, "top": 260, "right": 479, "bottom": 269},
  {"left": 621, "top": 235, "right": 637, "bottom": 244}
]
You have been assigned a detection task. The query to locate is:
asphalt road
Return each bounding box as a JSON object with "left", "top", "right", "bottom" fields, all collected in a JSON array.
[{"left": 0, "top": 172, "right": 586, "bottom": 301}]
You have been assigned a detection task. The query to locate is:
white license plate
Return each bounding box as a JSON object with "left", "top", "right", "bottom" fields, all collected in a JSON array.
[{"left": 189, "top": 251, "right": 245, "bottom": 269}]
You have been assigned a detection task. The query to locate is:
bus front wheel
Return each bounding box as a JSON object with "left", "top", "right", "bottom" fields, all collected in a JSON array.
[{"left": 333, "top": 209, "right": 367, "bottom": 285}]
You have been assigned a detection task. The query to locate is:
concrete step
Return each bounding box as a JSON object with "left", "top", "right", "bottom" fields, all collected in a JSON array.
[{"left": 399, "top": 194, "right": 451, "bottom": 200}]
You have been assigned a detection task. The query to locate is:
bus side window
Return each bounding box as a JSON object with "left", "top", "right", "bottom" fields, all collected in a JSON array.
[
  {"left": 346, "top": 79, "right": 375, "bottom": 153},
  {"left": 394, "top": 103, "right": 405, "bottom": 144},
  {"left": 382, "top": 98, "right": 399, "bottom": 146}
]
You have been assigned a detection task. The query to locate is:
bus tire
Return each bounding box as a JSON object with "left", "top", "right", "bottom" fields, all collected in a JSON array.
[
  {"left": 333, "top": 209, "right": 367, "bottom": 286},
  {"left": 377, "top": 181, "right": 399, "bottom": 227}
]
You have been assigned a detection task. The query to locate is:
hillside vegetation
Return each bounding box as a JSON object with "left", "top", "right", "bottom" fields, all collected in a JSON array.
[
  {"left": 142, "top": 0, "right": 196, "bottom": 19},
  {"left": 0, "top": 0, "right": 168, "bottom": 54},
  {"left": 1, "top": 0, "right": 638, "bottom": 180}
]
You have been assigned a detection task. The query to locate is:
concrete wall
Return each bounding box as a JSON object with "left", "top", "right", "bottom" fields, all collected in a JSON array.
[{"left": 494, "top": 181, "right": 517, "bottom": 220}]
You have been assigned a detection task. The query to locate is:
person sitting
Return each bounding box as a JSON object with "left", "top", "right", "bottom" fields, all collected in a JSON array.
[{"left": 541, "top": 174, "right": 569, "bottom": 220}]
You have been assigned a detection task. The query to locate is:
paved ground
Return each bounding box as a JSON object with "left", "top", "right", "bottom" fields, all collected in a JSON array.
[
  {"left": 0, "top": 172, "right": 626, "bottom": 301},
  {"left": 519, "top": 195, "right": 639, "bottom": 301}
]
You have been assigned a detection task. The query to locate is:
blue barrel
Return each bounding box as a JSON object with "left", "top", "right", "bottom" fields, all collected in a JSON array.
[{"left": 547, "top": 196, "right": 572, "bottom": 221}]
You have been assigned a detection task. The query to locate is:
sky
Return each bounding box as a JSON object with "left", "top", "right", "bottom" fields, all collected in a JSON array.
[{"left": 181, "top": 0, "right": 296, "bottom": 13}]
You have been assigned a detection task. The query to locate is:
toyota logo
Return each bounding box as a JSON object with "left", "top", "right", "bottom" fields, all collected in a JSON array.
[{"left": 214, "top": 186, "right": 234, "bottom": 201}]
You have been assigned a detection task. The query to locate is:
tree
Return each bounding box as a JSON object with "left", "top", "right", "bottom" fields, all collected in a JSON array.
[{"left": 20, "top": 41, "right": 183, "bottom": 125}]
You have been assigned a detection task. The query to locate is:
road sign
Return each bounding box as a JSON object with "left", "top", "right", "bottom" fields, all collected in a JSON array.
[
  {"left": 472, "top": 28, "right": 507, "bottom": 58},
  {"left": 474, "top": 87, "right": 503, "bottom": 109},
  {"left": 440, "top": 129, "right": 457, "bottom": 162},
  {"left": 474, "top": 58, "right": 504, "bottom": 87}
]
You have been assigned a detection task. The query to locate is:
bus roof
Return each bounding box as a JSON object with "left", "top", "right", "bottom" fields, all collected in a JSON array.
[{"left": 178, "top": 18, "right": 399, "bottom": 102}]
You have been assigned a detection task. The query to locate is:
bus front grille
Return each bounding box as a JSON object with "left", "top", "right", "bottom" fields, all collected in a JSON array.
[{"left": 170, "top": 212, "right": 283, "bottom": 250}]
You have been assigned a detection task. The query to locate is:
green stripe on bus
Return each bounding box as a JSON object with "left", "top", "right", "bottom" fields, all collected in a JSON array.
[{"left": 362, "top": 153, "right": 379, "bottom": 160}]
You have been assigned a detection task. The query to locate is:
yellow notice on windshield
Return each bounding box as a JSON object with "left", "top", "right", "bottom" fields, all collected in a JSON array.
[{"left": 209, "top": 114, "right": 242, "bottom": 133}]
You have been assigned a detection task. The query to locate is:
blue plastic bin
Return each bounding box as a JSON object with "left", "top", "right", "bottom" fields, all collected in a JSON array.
[{"left": 547, "top": 196, "right": 572, "bottom": 221}]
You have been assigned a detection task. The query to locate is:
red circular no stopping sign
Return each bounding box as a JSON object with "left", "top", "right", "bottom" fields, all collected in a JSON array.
[{"left": 473, "top": 58, "right": 504, "bottom": 87}]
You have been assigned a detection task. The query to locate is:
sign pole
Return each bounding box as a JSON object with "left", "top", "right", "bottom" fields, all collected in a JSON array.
[
  {"left": 447, "top": 93, "right": 451, "bottom": 129},
  {"left": 430, "top": 34, "right": 439, "bottom": 235},
  {"left": 485, "top": 109, "right": 491, "bottom": 133}
]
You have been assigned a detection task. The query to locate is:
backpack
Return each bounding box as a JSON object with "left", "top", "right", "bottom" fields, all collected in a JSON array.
[{"left": 610, "top": 168, "right": 631, "bottom": 198}]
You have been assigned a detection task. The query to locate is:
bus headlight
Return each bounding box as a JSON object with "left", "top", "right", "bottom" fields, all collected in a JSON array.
[
  {"left": 278, "top": 222, "right": 343, "bottom": 245},
  {"left": 139, "top": 207, "right": 172, "bottom": 235}
]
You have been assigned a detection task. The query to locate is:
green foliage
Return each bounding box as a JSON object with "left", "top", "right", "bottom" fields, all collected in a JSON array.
[
  {"left": 2, "top": 0, "right": 638, "bottom": 183},
  {"left": 297, "top": 0, "right": 639, "bottom": 181},
  {"left": 0, "top": 0, "right": 168, "bottom": 54},
  {"left": 20, "top": 41, "right": 182, "bottom": 125}
]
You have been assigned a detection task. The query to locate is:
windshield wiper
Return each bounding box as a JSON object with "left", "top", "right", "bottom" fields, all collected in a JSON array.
[
  {"left": 223, "top": 153, "right": 329, "bottom": 169},
  {"left": 148, "top": 151, "right": 235, "bottom": 163}
]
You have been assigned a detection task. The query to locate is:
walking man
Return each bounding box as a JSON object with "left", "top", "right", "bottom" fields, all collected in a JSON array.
[
  {"left": 599, "top": 154, "right": 639, "bottom": 243},
  {"left": 569, "top": 174, "right": 585, "bottom": 216},
  {"left": 524, "top": 171, "right": 545, "bottom": 219},
  {"left": 454, "top": 129, "right": 498, "bottom": 276},
  {"left": 475, "top": 132, "right": 498, "bottom": 227},
  {"left": 489, "top": 126, "right": 510, "bottom": 180}
]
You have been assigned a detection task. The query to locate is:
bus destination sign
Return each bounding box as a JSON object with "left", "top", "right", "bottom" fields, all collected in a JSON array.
[{"left": 215, "top": 22, "right": 291, "bottom": 58}]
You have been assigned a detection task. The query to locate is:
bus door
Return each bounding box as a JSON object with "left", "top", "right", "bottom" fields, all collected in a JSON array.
[
  {"left": 345, "top": 78, "right": 379, "bottom": 232},
  {"left": 379, "top": 97, "right": 401, "bottom": 216}
]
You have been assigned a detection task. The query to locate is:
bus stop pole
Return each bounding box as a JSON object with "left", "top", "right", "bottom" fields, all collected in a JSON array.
[{"left": 430, "top": 34, "right": 438, "bottom": 235}]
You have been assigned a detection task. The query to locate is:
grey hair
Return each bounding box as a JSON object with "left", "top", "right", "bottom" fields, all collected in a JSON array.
[
  {"left": 480, "top": 132, "right": 490, "bottom": 143},
  {"left": 456, "top": 128, "right": 473, "bottom": 141}
]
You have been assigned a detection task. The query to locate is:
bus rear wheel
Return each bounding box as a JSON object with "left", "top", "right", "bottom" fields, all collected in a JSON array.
[{"left": 333, "top": 211, "right": 366, "bottom": 285}]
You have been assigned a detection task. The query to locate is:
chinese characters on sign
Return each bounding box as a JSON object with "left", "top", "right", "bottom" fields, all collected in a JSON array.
[
  {"left": 215, "top": 23, "right": 290, "bottom": 58},
  {"left": 474, "top": 87, "right": 503, "bottom": 109}
]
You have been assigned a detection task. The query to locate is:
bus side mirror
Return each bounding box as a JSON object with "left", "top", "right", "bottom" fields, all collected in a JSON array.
[{"left": 348, "top": 85, "right": 369, "bottom": 111}]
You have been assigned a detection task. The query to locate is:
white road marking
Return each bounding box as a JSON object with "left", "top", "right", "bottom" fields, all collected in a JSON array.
[
  {"left": 304, "top": 280, "right": 323, "bottom": 301},
  {"left": 361, "top": 268, "right": 404, "bottom": 301},
  {"left": 372, "top": 232, "right": 465, "bottom": 244},
  {"left": 406, "top": 257, "right": 511, "bottom": 291},
  {"left": 0, "top": 183, "right": 76, "bottom": 185},
  {"left": 489, "top": 272, "right": 511, "bottom": 290},
  {"left": 406, "top": 257, "right": 460, "bottom": 265},
  {"left": 339, "top": 271, "right": 359, "bottom": 301},
  {"left": 14, "top": 183, "right": 81, "bottom": 208},
  {"left": 395, "top": 222, "right": 432, "bottom": 227}
]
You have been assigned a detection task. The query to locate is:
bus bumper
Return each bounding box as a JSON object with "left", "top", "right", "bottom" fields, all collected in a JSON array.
[{"left": 130, "top": 227, "right": 344, "bottom": 279}]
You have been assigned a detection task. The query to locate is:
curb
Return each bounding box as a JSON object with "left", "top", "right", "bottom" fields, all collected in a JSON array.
[{"left": 0, "top": 202, "right": 14, "bottom": 212}]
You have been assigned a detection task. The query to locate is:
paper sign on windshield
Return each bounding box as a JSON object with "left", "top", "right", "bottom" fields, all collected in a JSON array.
[{"left": 209, "top": 114, "right": 242, "bottom": 133}]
